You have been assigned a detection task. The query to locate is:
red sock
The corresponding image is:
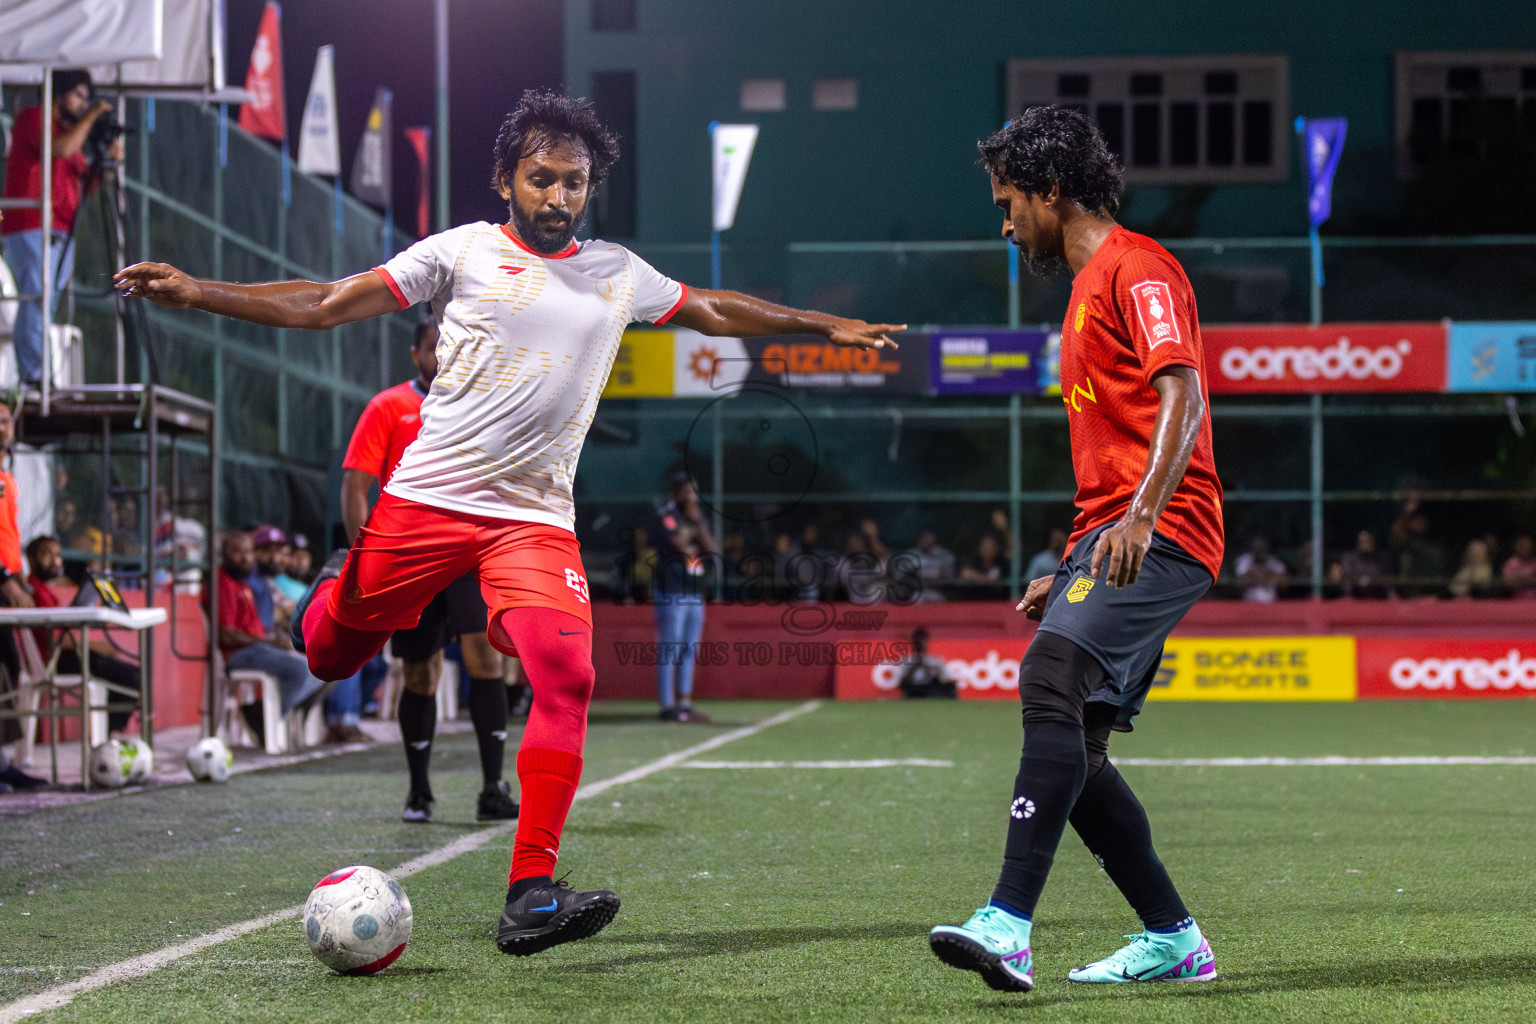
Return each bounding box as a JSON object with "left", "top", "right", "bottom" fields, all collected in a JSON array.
[
  {"left": 302, "top": 579, "right": 393, "bottom": 681},
  {"left": 509, "top": 747, "right": 583, "bottom": 884},
  {"left": 495, "top": 606, "right": 596, "bottom": 884}
]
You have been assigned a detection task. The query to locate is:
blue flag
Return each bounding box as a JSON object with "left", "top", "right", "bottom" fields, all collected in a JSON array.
[{"left": 1300, "top": 117, "right": 1347, "bottom": 228}]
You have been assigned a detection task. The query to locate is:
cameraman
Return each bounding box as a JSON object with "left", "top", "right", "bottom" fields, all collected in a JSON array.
[{"left": 1, "top": 69, "right": 121, "bottom": 388}]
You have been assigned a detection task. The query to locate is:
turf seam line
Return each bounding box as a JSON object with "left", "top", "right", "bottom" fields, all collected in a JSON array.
[
  {"left": 0, "top": 699, "right": 822, "bottom": 1024},
  {"left": 1115, "top": 755, "right": 1536, "bottom": 766},
  {"left": 683, "top": 759, "right": 953, "bottom": 769}
]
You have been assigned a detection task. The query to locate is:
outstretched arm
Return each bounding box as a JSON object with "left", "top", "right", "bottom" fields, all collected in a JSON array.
[
  {"left": 668, "top": 287, "right": 904, "bottom": 350},
  {"left": 1089, "top": 365, "right": 1206, "bottom": 589},
  {"left": 112, "top": 263, "right": 399, "bottom": 331}
]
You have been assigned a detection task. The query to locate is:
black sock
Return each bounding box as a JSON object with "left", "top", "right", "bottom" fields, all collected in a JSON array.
[
  {"left": 991, "top": 719, "right": 1088, "bottom": 916},
  {"left": 1069, "top": 760, "right": 1191, "bottom": 929},
  {"left": 507, "top": 875, "right": 553, "bottom": 903},
  {"left": 398, "top": 689, "right": 436, "bottom": 797},
  {"left": 468, "top": 676, "right": 509, "bottom": 787}
]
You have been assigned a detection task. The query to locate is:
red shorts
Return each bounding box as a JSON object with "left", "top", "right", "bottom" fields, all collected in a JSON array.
[{"left": 327, "top": 492, "right": 593, "bottom": 654}]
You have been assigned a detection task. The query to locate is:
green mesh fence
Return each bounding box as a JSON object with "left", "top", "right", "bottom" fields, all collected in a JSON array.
[{"left": 30, "top": 97, "right": 422, "bottom": 544}]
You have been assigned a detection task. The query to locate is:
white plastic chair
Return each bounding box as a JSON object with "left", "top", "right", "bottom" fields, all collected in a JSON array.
[
  {"left": 206, "top": 620, "right": 303, "bottom": 756},
  {"left": 376, "top": 653, "right": 459, "bottom": 725},
  {"left": 14, "top": 627, "right": 106, "bottom": 768}
]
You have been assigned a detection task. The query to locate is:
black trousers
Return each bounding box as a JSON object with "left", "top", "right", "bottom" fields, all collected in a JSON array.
[{"left": 57, "top": 650, "right": 143, "bottom": 734}]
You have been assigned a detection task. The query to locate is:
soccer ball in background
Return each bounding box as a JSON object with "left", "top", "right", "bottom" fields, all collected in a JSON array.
[
  {"left": 185, "top": 737, "right": 233, "bottom": 783},
  {"left": 88, "top": 740, "right": 135, "bottom": 788},
  {"left": 303, "top": 866, "right": 413, "bottom": 975},
  {"left": 123, "top": 739, "right": 154, "bottom": 783}
]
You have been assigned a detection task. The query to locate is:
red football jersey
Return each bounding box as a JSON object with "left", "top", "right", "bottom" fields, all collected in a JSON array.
[
  {"left": 0, "top": 469, "right": 20, "bottom": 574},
  {"left": 342, "top": 381, "right": 426, "bottom": 487},
  {"left": 0, "top": 106, "right": 90, "bottom": 235},
  {"left": 1056, "top": 226, "right": 1224, "bottom": 580}
]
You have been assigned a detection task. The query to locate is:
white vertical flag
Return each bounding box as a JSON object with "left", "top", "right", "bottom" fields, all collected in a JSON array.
[
  {"left": 297, "top": 44, "right": 340, "bottom": 175},
  {"left": 711, "top": 123, "right": 758, "bottom": 232}
]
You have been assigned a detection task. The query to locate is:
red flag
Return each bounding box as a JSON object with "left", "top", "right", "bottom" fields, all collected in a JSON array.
[
  {"left": 238, "top": 2, "right": 286, "bottom": 142},
  {"left": 404, "top": 126, "right": 431, "bottom": 237}
]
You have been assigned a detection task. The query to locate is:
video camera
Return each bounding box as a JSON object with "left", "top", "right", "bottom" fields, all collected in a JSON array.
[{"left": 85, "top": 110, "right": 125, "bottom": 167}]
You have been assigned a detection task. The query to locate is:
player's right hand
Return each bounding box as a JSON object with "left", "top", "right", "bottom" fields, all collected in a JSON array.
[
  {"left": 114, "top": 262, "right": 202, "bottom": 309},
  {"left": 1015, "top": 574, "right": 1054, "bottom": 619}
]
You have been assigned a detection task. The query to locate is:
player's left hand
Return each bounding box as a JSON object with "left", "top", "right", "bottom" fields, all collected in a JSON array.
[
  {"left": 1091, "top": 516, "right": 1155, "bottom": 589},
  {"left": 1015, "top": 575, "right": 1054, "bottom": 619},
  {"left": 827, "top": 319, "right": 905, "bottom": 350}
]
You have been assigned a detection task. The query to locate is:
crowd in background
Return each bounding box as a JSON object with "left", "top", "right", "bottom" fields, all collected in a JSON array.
[
  {"left": 612, "top": 494, "right": 1536, "bottom": 605},
  {"left": 1235, "top": 497, "right": 1536, "bottom": 601},
  {"left": 615, "top": 505, "right": 1036, "bottom": 605}
]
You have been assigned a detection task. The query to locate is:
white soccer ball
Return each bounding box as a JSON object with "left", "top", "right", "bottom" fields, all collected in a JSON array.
[
  {"left": 185, "top": 737, "right": 232, "bottom": 783},
  {"left": 88, "top": 740, "right": 135, "bottom": 789},
  {"left": 121, "top": 739, "right": 154, "bottom": 783},
  {"left": 303, "top": 866, "right": 413, "bottom": 975}
]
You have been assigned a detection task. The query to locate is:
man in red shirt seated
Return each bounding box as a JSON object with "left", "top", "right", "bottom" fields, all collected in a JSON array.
[
  {"left": 24, "top": 536, "right": 143, "bottom": 735},
  {"left": 0, "top": 69, "right": 120, "bottom": 387},
  {"left": 213, "top": 531, "right": 328, "bottom": 744}
]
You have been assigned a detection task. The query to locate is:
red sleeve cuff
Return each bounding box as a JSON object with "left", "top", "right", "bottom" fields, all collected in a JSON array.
[
  {"left": 372, "top": 266, "right": 409, "bottom": 310},
  {"left": 654, "top": 283, "right": 688, "bottom": 325}
]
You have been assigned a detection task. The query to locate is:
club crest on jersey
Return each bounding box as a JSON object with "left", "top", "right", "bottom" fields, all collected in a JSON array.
[
  {"left": 1074, "top": 302, "right": 1087, "bottom": 333},
  {"left": 565, "top": 567, "right": 590, "bottom": 604},
  {"left": 1065, "top": 576, "right": 1094, "bottom": 603},
  {"left": 595, "top": 278, "right": 618, "bottom": 302},
  {"left": 1129, "top": 280, "right": 1181, "bottom": 349}
]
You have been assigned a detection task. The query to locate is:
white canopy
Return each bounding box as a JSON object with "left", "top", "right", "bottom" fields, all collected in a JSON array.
[{"left": 0, "top": 0, "right": 247, "bottom": 100}]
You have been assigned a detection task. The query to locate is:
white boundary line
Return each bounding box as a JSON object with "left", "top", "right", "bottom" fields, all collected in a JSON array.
[
  {"left": 0, "top": 700, "right": 822, "bottom": 1024},
  {"left": 1116, "top": 755, "right": 1536, "bottom": 767},
  {"left": 684, "top": 759, "right": 953, "bottom": 769}
]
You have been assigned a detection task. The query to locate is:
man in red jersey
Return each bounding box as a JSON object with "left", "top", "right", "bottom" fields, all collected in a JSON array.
[
  {"left": 115, "top": 89, "right": 903, "bottom": 958},
  {"left": 341, "top": 310, "right": 518, "bottom": 824},
  {"left": 0, "top": 403, "right": 36, "bottom": 755},
  {"left": 1, "top": 70, "right": 120, "bottom": 387},
  {"left": 930, "top": 107, "right": 1223, "bottom": 994}
]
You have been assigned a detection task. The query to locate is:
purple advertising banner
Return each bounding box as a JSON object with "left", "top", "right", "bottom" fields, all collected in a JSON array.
[{"left": 929, "top": 330, "right": 1051, "bottom": 394}]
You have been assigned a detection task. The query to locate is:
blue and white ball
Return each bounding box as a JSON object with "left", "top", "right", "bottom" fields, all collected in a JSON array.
[
  {"left": 303, "top": 866, "right": 413, "bottom": 975},
  {"left": 88, "top": 740, "right": 135, "bottom": 788},
  {"left": 185, "top": 737, "right": 232, "bottom": 783}
]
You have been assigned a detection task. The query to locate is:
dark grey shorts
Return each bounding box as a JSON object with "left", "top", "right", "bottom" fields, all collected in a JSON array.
[
  {"left": 1036, "top": 521, "right": 1213, "bottom": 717},
  {"left": 390, "top": 571, "right": 488, "bottom": 663}
]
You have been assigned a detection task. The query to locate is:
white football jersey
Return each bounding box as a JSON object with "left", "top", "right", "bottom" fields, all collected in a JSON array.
[{"left": 372, "top": 222, "right": 686, "bottom": 531}]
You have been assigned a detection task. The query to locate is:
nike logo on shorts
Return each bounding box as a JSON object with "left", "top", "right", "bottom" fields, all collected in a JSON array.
[{"left": 558, "top": 628, "right": 584, "bottom": 636}]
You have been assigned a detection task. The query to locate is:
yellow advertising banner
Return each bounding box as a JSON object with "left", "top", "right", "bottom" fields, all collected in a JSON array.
[
  {"left": 603, "top": 330, "right": 674, "bottom": 398},
  {"left": 1145, "top": 636, "right": 1358, "bottom": 702}
]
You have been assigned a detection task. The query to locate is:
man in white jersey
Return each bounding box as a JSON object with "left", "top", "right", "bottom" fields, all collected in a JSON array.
[{"left": 115, "top": 90, "right": 903, "bottom": 957}]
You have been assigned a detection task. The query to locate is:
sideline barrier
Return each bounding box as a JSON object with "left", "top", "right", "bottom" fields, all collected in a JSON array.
[
  {"left": 1357, "top": 639, "right": 1536, "bottom": 698},
  {"left": 591, "top": 601, "right": 1536, "bottom": 702},
  {"left": 836, "top": 636, "right": 1358, "bottom": 701}
]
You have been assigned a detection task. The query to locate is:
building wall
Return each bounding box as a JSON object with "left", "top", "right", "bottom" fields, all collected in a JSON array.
[{"left": 564, "top": 0, "right": 1536, "bottom": 243}]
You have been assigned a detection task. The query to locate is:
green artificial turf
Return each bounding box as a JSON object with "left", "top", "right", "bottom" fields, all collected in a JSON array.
[{"left": 4, "top": 700, "right": 1536, "bottom": 1023}]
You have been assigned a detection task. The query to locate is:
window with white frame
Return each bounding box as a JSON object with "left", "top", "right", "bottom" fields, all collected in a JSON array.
[
  {"left": 1395, "top": 50, "right": 1536, "bottom": 174},
  {"left": 1005, "top": 55, "right": 1290, "bottom": 184}
]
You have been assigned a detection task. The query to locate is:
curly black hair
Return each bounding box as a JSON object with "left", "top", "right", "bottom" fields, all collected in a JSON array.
[
  {"left": 491, "top": 89, "right": 620, "bottom": 194},
  {"left": 978, "top": 106, "right": 1124, "bottom": 217}
]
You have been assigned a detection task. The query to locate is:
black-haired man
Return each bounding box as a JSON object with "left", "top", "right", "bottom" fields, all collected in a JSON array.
[
  {"left": 116, "top": 88, "right": 903, "bottom": 957},
  {"left": 340, "top": 307, "right": 518, "bottom": 823},
  {"left": 929, "top": 106, "right": 1224, "bottom": 993},
  {"left": 1, "top": 70, "right": 121, "bottom": 386}
]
